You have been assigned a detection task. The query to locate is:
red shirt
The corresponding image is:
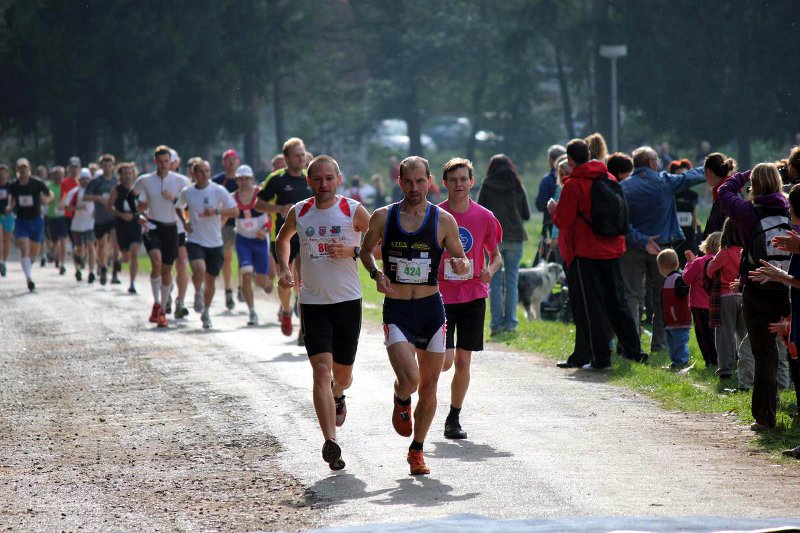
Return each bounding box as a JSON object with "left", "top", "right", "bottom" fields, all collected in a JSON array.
[{"left": 61, "top": 177, "right": 78, "bottom": 219}]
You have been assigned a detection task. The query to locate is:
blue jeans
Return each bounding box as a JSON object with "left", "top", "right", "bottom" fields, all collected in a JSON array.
[
  {"left": 489, "top": 241, "right": 524, "bottom": 331},
  {"left": 667, "top": 328, "right": 690, "bottom": 365}
]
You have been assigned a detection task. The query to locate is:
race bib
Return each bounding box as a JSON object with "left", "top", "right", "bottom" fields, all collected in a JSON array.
[
  {"left": 444, "top": 258, "right": 474, "bottom": 281},
  {"left": 54, "top": 205, "right": 65, "bottom": 216},
  {"left": 242, "top": 219, "right": 255, "bottom": 229},
  {"left": 0, "top": 190, "right": 7, "bottom": 200},
  {"left": 18, "top": 195, "right": 34, "bottom": 207},
  {"left": 307, "top": 237, "right": 334, "bottom": 260},
  {"left": 395, "top": 257, "right": 430, "bottom": 283},
  {"left": 676, "top": 211, "right": 693, "bottom": 226}
]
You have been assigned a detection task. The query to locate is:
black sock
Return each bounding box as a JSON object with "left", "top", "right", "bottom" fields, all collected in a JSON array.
[
  {"left": 447, "top": 406, "right": 461, "bottom": 420},
  {"left": 409, "top": 440, "right": 423, "bottom": 452},
  {"left": 395, "top": 395, "right": 411, "bottom": 406}
]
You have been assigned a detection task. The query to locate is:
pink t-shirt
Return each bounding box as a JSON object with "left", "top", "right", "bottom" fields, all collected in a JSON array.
[
  {"left": 707, "top": 246, "right": 743, "bottom": 296},
  {"left": 437, "top": 199, "right": 503, "bottom": 304}
]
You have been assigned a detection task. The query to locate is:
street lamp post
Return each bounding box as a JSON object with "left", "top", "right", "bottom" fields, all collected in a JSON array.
[{"left": 599, "top": 45, "right": 628, "bottom": 152}]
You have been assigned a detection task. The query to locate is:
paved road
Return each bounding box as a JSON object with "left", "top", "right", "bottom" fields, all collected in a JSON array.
[{"left": 2, "top": 261, "right": 800, "bottom": 531}]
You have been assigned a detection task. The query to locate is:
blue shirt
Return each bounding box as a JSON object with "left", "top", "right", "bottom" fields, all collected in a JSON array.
[{"left": 620, "top": 166, "right": 705, "bottom": 248}]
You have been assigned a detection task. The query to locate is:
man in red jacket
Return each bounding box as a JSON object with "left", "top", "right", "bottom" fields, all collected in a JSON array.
[{"left": 548, "top": 139, "right": 647, "bottom": 370}]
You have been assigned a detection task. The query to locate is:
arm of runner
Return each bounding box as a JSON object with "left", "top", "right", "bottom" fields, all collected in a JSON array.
[
  {"left": 329, "top": 203, "right": 371, "bottom": 259},
  {"left": 360, "top": 207, "right": 393, "bottom": 294},
  {"left": 275, "top": 207, "right": 298, "bottom": 288},
  {"left": 439, "top": 210, "right": 469, "bottom": 275},
  {"left": 219, "top": 190, "right": 239, "bottom": 219},
  {"left": 40, "top": 182, "right": 55, "bottom": 205},
  {"left": 5, "top": 192, "right": 15, "bottom": 214},
  {"left": 481, "top": 246, "right": 502, "bottom": 283}
]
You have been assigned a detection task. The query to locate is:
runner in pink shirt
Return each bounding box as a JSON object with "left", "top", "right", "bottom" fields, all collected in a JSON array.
[{"left": 438, "top": 158, "right": 502, "bottom": 440}]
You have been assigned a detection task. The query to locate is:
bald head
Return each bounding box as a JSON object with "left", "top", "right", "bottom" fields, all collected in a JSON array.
[{"left": 632, "top": 146, "right": 659, "bottom": 169}]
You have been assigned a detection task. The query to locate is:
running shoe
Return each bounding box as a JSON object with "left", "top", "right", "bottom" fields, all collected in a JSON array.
[
  {"left": 113, "top": 259, "right": 122, "bottom": 275},
  {"left": 237, "top": 286, "right": 244, "bottom": 302},
  {"left": 0, "top": 262, "right": 5, "bottom": 277},
  {"left": 59, "top": 265, "right": 66, "bottom": 276},
  {"left": 392, "top": 396, "right": 412, "bottom": 437},
  {"left": 149, "top": 303, "right": 162, "bottom": 323},
  {"left": 27, "top": 279, "right": 36, "bottom": 292},
  {"left": 128, "top": 285, "right": 137, "bottom": 294},
  {"left": 75, "top": 270, "right": 82, "bottom": 282},
  {"left": 99, "top": 267, "right": 107, "bottom": 285},
  {"left": 201, "top": 311, "right": 212, "bottom": 329},
  {"left": 156, "top": 309, "right": 168, "bottom": 328},
  {"left": 322, "top": 439, "right": 345, "bottom": 471},
  {"left": 335, "top": 394, "right": 347, "bottom": 427},
  {"left": 165, "top": 295, "right": 172, "bottom": 314},
  {"left": 280, "top": 310, "right": 293, "bottom": 336},
  {"left": 407, "top": 450, "right": 430, "bottom": 475},
  {"left": 87, "top": 272, "right": 96, "bottom": 284},
  {"left": 247, "top": 309, "right": 259, "bottom": 326},
  {"left": 40, "top": 256, "right": 46, "bottom": 267},
  {"left": 110, "top": 273, "right": 121, "bottom": 285},
  {"left": 225, "top": 289, "right": 235, "bottom": 310},
  {"left": 174, "top": 299, "right": 189, "bottom": 319},
  {"left": 193, "top": 292, "right": 204, "bottom": 313},
  {"left": 444, "top": 418, "right": 467, "bottom": 440}
]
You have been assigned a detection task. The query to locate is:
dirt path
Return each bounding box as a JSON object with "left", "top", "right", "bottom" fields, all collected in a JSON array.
[{"left": 1, "top": 262, "right": 800, "bottom": 532}]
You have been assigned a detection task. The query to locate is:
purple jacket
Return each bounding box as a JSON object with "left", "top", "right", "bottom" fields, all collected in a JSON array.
[{"left": 717, "top": 170, "right": 789, "bottom": 248}]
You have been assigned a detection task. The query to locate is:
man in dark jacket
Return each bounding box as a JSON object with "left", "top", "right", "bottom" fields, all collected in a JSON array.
[
  {"left": 534, "top": 145, "right": 566, "bottom": 263},
  {"left": 549, "top": 139, "right": 647, "bottom": 370}
]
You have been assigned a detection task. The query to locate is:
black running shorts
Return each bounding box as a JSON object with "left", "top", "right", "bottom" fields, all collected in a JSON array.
[
  {"left": 300, "top": 298, "right": 362, "bottom": 365},
  {"left": 143, "top": 222, "right": 179, "bottom": 265},
  {"left": 445, "top": 298, "right": 487, "bottom": 351},
  {"left": 186, "top": 242, "right": 224, "bottom": 277},
  {"left": 115, "top": 220, "right": 142, "bottom": 252}
]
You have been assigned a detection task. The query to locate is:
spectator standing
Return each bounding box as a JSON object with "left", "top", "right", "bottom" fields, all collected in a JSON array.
[
  {"left": 719, "top": 163, "right": 790, "bottom": 430},
  {"left": 549, "top": 139, "right": 647, "bottom": 370},
  {"left": 683, "top": 232, "right": 721, "bottom": 369},
  {"left": 702, "top": 153, "right": 737, "bottom": 237},
  {"left": 478, "top": 154, "right": 530, "bottom": 335},
  {"left": 607, "top": 153, "right": 634, "bottom": 182},
  {"left": 657, "top": 249, "right": 691, "bottom": 370},
  {"left": 620, "top": 146, "right": 705, "bottom": 352},
  {"left": 585, "top": 133, "right": 608, "bottom": 162},
  {"left": 534, "top": 145, "right": 566, "bottom": 263},
  {"left": 669, "top": 159, "right": 701, "bottom": 264}
]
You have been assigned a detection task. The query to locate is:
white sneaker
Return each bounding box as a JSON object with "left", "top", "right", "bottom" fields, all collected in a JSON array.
[
  {"left": 201, "top": 311, "right": 212, "bottom": 329},
  {"left": 247, "top": 310, "right": 258, "bottom": 326},
  {"left": 193, "top": 292, "right": 203, "bottom": 313}
]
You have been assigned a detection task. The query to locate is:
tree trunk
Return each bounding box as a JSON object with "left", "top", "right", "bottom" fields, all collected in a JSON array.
[
  {"left": 554, "top": 40, "right": 575, "bottom": 139},
  {"left": 406, "top": 85, "right": 423, "bottom": 156},
  {"left": 243, "top": 79, "right": 261, "bottom": 166},
  {"left": 592, "top": 0, "right": 610, "bottom": 138},
  {"left": 466, "top": 66, "right": 487, "bottom": 163},
  {"left": 272, "top": 75, "right": 284, "bottom": 154}
]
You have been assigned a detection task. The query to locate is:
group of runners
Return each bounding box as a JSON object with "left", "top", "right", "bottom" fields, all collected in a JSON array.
[{"left": 2, "top": 139, "right": 503, "bottom": 476}]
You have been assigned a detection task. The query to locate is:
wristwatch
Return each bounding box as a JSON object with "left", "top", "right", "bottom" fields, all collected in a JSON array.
[
  {"left": 353, "top": 246, "right": 360, "bottom": 260},
  {"left": 369, "top": 267, "right": 380, "bottom": 280}
]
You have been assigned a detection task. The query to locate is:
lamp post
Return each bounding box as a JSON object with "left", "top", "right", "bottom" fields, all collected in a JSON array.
[{"left": 599, "top": 45, "right": 627, "bottom": 152}]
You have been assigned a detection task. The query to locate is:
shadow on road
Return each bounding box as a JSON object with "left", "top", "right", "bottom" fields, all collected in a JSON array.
[
  {"left": 427, "top": 440, "right": 513, "bottom": 462},
  {"left": 373, "top": 477, "right": 479, "bottom": 507},
  {"left": 268, "top": 351, "right": 307, "bottom": 363},
  {"left": 305, "top": 472, "right": 392, "bottom": 507}
]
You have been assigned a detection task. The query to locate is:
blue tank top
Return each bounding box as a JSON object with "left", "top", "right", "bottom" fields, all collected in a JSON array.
[{"left": 381, "top": 202, "right": 443, "bottom": 286}]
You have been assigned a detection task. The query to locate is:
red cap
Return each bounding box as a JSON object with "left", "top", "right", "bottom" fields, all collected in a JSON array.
[{"left": 222, "top": 149, "right": 240, "bottom": 161}]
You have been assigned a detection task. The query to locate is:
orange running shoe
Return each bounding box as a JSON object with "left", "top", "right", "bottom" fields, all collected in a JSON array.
[
  {"left": 156, "top": 309, "right": 168, "bottom": 328},
  {"left": 407, "top": 450, "right": 429, "bottom": 475},
  {"left": 392, "top": 396, "right": 412, "bottom": 437},
  {"left": 149, "top": 303, "right": 162, "bottom": 323},
  {"left": 280, "top": 310, "right": 293, "bottom": 336}
]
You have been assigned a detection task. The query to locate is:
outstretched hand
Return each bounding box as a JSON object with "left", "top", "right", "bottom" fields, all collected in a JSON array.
[{"left": 772, "top": 230, "right": 800, "bottom": 253}]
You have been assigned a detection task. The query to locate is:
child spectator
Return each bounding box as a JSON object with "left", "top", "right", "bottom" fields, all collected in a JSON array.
[
  {"left": 657, "top": 249, "right": 691, "bottom": 370},
  {"left": 683, "top": 232, "right": 722, "bottom": 369},
  {"left": 707, "top": 218, "right": 746, "bottom": 379}
]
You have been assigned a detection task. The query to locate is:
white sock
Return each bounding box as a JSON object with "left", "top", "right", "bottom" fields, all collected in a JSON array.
[
  {"left": 21, "top": 257, "right": 32, "bottom": 280},
  {"left": 150, "top": 277, "right": 160, "bottom": 304},
  {"left": 160, "top": 284, "right": 172, "bottom": 307}
]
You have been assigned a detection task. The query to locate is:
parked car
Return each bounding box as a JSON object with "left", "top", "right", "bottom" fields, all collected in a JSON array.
[{"left": 373, "top": 119, "right": 436, "bottom": 152}]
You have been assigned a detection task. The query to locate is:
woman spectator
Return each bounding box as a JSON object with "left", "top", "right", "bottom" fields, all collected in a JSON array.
[
  {"left": 607, "top": 152, "right": 634, "bottom": 181},
  {"left": 585, "top": 132, "right": 609, "bottom": 163},
  {"left": 718, "top": 163, "right": 789, "bottom": 431},
  {"left": 703, "top": 153, "right": 736, "bottom": 237},
  {"left": 670, "top": 159, "right": 701, "bottom": 264},
  {"left": 683, "top": 232, "right": 721, "bottom": 369},
  {"left": 478, "top": 154, "right": 531, "bottom": 335}
]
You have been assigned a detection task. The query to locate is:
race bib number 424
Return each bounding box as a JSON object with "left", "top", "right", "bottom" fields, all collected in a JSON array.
[{"left": 395, "top": 257, "right": 430, "bottom": 283}]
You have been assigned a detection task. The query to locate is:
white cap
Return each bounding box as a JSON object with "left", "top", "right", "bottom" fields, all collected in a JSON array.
[
  {"left": 80, "top": 168, "right": 92, "bottom": 179},
  {"left": 69, "top": 156, "right": 81, "bottom": 166},
  {"left": 235, "top": 164, "right": 254, "bottom": 178},
  {"left": 169, "top": 149, "right": 179, "bottom": 163},
  {"left": 93, "top": 169, "right": 103, "bottom": 178}
]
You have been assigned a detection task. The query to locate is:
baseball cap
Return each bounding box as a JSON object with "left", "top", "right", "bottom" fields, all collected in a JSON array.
[
  {"left": 16, "top": 158, "right": 30, "bottom": 168},
  {"left": 223, "top": 149, "right": 240, "bottom": 161},
  {"left": 235, "top": 164, "right": 254, "bottom": 178},
  {"left": 169, "top": 149, "right": 179, "bottom": 163},
  {"left": 69, "top": 156, "right": 81, "bottom": 166},
  {"left": 79, "top": 168, "right": 92, "bottom": 179}
]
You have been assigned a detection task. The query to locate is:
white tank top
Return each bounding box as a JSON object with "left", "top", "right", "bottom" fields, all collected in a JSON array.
[{"left": 295, "top": 196, "right": 362, "bottom": 305}]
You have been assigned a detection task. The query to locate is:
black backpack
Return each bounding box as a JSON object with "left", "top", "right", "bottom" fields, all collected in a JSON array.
[
  {"left": 579, "top": 176, "right": 629, "bottom": 236},
  {"left": 742, "top": 205, "right": 791, "bottom": 291}
]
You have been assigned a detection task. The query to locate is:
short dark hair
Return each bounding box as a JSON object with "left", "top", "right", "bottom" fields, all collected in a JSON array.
[
  {"left": 154, "top": 145, "right": 171, "bottom": 159},
  {"left": 607, "top": 152, "right": 633, "bottom": 179},
  {"left": 566, "top": 138, "right": 590, "bottom": 166},
  {"left": 442, "top": 157, "right": 474, "bottom": 182}
]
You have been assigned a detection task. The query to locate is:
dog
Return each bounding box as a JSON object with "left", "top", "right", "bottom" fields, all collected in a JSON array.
[{"left": 517, "top": 261, "right": 566, "bottom": 321}]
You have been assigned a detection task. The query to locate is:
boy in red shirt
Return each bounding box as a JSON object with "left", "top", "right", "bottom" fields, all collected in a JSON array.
[{"left": 657, "top": 249, "right": 692, "bottom": 370}]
